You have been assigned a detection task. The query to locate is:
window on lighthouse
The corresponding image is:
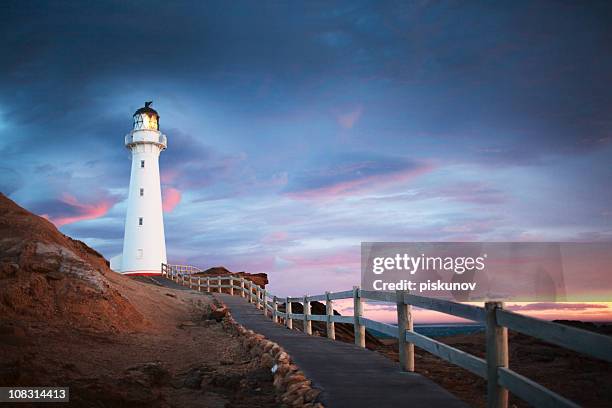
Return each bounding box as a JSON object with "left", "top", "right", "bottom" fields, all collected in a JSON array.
[
  {"left": 140, "top": 160, "right": 145, "bottom": 168},
  {"left": 133, "top": 113, "right": 159, "bottom": 131},
  {"left": 138, "top": 217, "right": 143, "bottom": 226},
  {"left": 140, "top": 188, "right": 144, "bottom": 196},
  {"left": 147, "top": 115, "right": 158, "bottom": 130}
]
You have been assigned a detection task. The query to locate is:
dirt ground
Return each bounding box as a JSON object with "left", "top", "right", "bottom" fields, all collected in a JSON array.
[{"left": 0, "top": 275, "right": 279, "bottom": 408}]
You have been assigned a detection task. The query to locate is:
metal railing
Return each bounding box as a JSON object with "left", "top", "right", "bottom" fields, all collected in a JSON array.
[
  {"left": 161, "top": 263, "right": 612, "bottom": 408},
  {"left": 125, "top": 133, "right": 168, "bottom": 149}
]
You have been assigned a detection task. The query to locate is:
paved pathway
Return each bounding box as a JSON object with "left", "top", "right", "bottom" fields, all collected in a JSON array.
[{"left": 217, "top": 293, "right": 468, "bottom": 408}]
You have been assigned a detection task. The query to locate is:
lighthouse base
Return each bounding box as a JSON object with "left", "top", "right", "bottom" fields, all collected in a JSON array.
[{"left": 121, "top": 270, "right": 163, "bottom": 276}]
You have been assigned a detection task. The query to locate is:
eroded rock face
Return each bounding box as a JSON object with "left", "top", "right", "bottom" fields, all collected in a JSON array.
[{"left": 0, "top": 193, "right": 145, "bottom": 332}]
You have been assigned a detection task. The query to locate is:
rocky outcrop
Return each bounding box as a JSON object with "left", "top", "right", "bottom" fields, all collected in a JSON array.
[
  {"left": 0, "top": 193, "right": 146, "bottom": 332},
  {"left": 196, "top": 266, "right": 268, "bottom": 288}
]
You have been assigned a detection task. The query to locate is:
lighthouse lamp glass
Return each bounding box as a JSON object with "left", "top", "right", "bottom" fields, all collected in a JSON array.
[{"left": 133, "top": 113, "right": 159, "bottom": 131}]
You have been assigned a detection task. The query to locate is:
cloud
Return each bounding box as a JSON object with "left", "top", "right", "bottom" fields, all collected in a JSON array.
[
  {"left": 162, "top": 187, "right": 182, "bottom": 212},
  {"left": 318, "top": 31, "right": 352, "bottom": 48},
  {"left": 507, "top": 303, "right": 609, "bottom": 312},
  {"left": 284, "top": 155, "right": 433, "bottom": 200},
  {"left": 40, "top": 193, "right": 118, "bottom": 227},
  {"left": 336, "top": 105, "right": 363, "bottom": 129},
  {"left": 262, "top": 231, "right": 289, "bottom": 243},
  {"left": 0, "top": 167, "right": 22, "bottom": 195},
  {"left": 160, "top": 129, "right": 248, "bottom": 192},
  {"left": 432, "top": 182, "right": 506, "bottom": 205}
]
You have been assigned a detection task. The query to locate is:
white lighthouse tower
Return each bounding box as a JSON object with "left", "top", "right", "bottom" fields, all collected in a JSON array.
[{"left": 116, "top": 101, "right": 168, "bottom": 275}]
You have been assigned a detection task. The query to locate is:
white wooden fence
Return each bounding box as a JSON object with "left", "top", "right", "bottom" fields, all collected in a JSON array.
[{"left": 161, "top": 264, "right": 612, "bottom": 408}]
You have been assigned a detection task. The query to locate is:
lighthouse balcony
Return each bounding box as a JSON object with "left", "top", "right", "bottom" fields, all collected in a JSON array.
[{"left": 125, "top": 131, "right": 167, "bottom": 150}]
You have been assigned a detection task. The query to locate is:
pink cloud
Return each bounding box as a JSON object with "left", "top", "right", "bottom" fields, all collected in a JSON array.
[
  {"left": 262, "top": 231, "right": 289, "bottom": 243},
  {"left": 360, "top": 302, "right": 612, "bottom": 324},
  {"left": 506, "top": 302, "right": 609, "bottom": 312},
  {"left": 42, "top": 193, "right": 115, "bottom": 227},
  {"left": 286, "top": 162, "right": 434, "bottom": 200},
  {"left": 162, "top": 187, "right": 182, "bottom": 212},
  {"left": 337, "top": 106, "right": 363, "bottom": 129},
  {"left": 282, "top": 251, "right": 360, "bottom": 270},
  {"left": 161, "top": 168, "right": 180, "bottom": 184}
]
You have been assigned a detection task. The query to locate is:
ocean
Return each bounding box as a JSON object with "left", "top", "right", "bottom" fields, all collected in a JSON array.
[{"left": 370, "top": 323, "right": 485, "bottom": 339}]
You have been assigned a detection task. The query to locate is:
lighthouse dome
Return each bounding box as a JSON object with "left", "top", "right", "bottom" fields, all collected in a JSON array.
[{"left": 133, "top": 101, "right": 159, "bottom": 131}]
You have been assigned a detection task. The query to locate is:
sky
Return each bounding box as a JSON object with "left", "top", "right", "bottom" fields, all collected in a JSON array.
[{"left": 1, "top": 1, "right": 612, "bottom": 322}]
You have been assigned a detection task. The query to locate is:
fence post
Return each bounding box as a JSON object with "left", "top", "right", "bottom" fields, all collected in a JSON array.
[
  {"left": 303, "top": 295, "right": 312, "bottom": 335},
  {"left": 286, "top": 298, "right": 293, "bottom": 329},
  {"left": 396, "top": 290, "right": 414, "bottom": 372},
  {"left": 261, "top": 288, "right": 265, "bottom": 312},
  {"left": 273, "top": 296, "right": 279, "bottom": 323},
  {"left": 197, "top": 277, "right": 201, "bottom": 292},
  {"left": 189, "top": 276, "right": 193, "bottom": 289},
  {"left": 353, "top": 286, "right": 365, "bottom": 348},
  {"left": 325, "top": 291, "right": 335, "bottom": 340},
  {"left": 229, "top": 277, "right": 234, "bottom": 296},
  {"left": 240, "top": 278, "right": 245, "bottom": 297},
  {"left": 485, "top": 301, "right": 509, "bottom": 408},
  {"left": 256, "top": 286, "right": 261, "bottom": 309},
  {"left": 217, "top": 277, "right": 222, "bottom": 293}
]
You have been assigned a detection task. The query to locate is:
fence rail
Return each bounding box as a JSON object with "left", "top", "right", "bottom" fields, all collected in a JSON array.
[
  {"left": 161, "top": 263, "right": 611, "bottom": 408},
  {"left": 166, "top": 264, "right": 204, "bottom": 275}
]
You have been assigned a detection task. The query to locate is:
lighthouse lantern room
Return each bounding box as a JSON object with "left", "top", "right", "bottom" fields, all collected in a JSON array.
[{"left": 114, "top": 101, "right": 168, "bottom": 275}]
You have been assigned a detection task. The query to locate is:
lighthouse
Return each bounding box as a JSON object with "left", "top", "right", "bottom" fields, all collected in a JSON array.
[{"left": 115, "top": 101, "right": 168, "bottom": 275}]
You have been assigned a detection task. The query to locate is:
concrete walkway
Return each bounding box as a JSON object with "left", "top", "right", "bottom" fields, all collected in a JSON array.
[{"left": 217, "top": 293, "right": 468, "bottom": 408}]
